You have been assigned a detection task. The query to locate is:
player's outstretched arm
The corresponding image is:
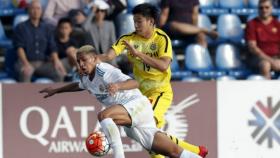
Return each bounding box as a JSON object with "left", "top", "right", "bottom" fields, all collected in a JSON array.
[
  {"left": 39, "top": 82, "right": 83, "bottom": 98},
  {"left": 107, "top": 79, "right": 139, "bottom": 96}
]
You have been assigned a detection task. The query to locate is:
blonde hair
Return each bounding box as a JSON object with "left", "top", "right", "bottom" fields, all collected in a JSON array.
[{"left": 77, "top": 45, "right": 97, "bottom": 55}]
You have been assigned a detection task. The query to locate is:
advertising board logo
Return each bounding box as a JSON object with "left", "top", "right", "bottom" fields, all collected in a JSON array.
[
  {"left": 248, "top": 97, "right": 280, "bottom": 148},
  {"left": 164, "top": 94, "right": 200, "bottom": 139}
]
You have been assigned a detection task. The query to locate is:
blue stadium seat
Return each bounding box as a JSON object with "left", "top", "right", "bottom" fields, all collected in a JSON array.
[
  {"left": 33, "top": 78, "right": 54, "bottom": 83},
  {"left": 215, "top": 44, "right": 250, "bottom": 79},
  {"left": 247, "top": 14, "right": 258, "bottom": 22},
  {"left": 0, "top": 0, "right": 14, "bottom": 16},
  {"left": 185, "top": 44, "right": 216, "bottom": 79},
  {"left": 182, "top": 76, "right": 202, "bottom": 82},
  {"left": 127, "top": 0, "right": 148, "bottom": 13},
  {"left": 0, "top": 78, "right": 17, "bottom": 84},
  {"left": 115, "top": 13, "right": 134, "bottom": 37},
  {"left": 171, "top": 51, "right": 192, "bottom": 80},
  {"left": 0, "top": 20, "right": 12, "bottom": 48},
  {"left": 248, "top": 0, "right": 259, "bottom": 8},
  {"left": 199, "top": 0, "right": 217, "bottom": 8},
  {"left": 40, "top": 0, "right": 49, "bottom": 9},
  {"left": 247, "top": 74, "right": 266, "bottom": 80},
  {"left": 217, "top": 14, "right": 244, "bottom": 44},
  {"left": 216, "top": 75, "right": 236, "bottom": 81},
  {"left": 13, "top": 14, "right": 29, "bottom": 28},
  {"left": 198, "top": 14, "right": 214, "bottom": 44},
  {"left": 199, "top": 0, "right": 229, "bottom": 16},
  {"left": 219, "top": 0, "right": 244, "bottom": 9}
]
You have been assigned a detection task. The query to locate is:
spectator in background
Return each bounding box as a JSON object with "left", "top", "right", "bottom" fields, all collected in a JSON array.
[
  {"left": 67, "top": 9, "right": 93, "bottom": 47},
  {"left": 13, "top": 0, "right": 66, "bottom": 82},
  {"left": 245, "top": 0, "right": 280, "bottom": 79},
  {"left": 159, "top": 0, "right": 218, "bottom": 48},
  {"left": 43, "top": 0, "right": 88, "bottom": 26},
  {"left": 83, "top": 0, "right": 116, "bottom": 54},
  {"left": 55, "top": 18, "right": 78, "bottom": 74}
]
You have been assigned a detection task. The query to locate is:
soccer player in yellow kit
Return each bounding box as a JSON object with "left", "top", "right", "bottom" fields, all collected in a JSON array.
[{"left": 99, "top": 3, "right": 208, "bottom": 158}]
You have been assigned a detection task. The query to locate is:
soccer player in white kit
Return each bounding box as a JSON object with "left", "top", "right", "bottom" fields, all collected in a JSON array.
[{"left": 40, "top": 45, "right": 201, "bottom": 158}]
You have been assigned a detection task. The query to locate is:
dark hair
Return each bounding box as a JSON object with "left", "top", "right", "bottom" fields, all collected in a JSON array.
[
  {"left": 132, "top": 3, "right": 159, "bottom": 24},
  {"left": 259, "top": 0, "right": 272, "bottom": 5},
  {"left": 57, "top": 17, "right": 73, "bottom": 27}
]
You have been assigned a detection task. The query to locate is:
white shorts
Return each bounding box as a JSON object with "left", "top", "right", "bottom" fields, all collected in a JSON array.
[{"left": 122, "top": 96, "right": 160, "bottom": 150}]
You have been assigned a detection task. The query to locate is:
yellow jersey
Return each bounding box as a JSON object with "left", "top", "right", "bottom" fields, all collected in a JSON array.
[{"left": 112, "top": 28, "right": 173, "bottom": 94}]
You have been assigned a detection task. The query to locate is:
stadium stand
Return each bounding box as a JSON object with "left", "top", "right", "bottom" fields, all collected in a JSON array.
[
  {"left": 215, "top": 43, "right": 250, "bottom": 79},
  {"left": 0, "top": 20, "right": 12, "bottom": 48},
  {"left": 184, "top": 44, "right": 217, "bottom": 79},
  {"left": 216, "top": 14, "right": 244, "bottom": 44},
  {"left": 13, "top": 14, "right": 29, "bottom": 28},
  {"left": 197, "top": 14, "right": 214, "bottom": 44},
  {"left": 115, "top": 12, "right": 135, "bottom": 37}
]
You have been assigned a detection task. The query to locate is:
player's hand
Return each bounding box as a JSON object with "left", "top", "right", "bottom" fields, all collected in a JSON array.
[
  {"left": 54, "top": 60, "right": 67, "bottom": 77},
  {"left": 122, "top": 40, "right": 139, "bottom": 57},
  {"left": 107, "top": 83, "right": 119, "bottom": 96},
  {"left": 22, "top": 63, "right": 34, "bottom": 77},
  {"left": 39, "top": 87, "right": 57, "bottom": 98}
]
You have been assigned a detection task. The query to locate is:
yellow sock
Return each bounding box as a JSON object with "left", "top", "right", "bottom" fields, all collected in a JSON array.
[{"left": 167, "top": 134, "right": 200, "bottom": 155}]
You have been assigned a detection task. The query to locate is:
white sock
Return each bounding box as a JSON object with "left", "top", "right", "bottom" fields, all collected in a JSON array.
[
  {"left": 180, "top": 150, "right": 202, "bottom": 158},
  {"left": 100, "top": 118, "right": 125, "bottom": 158}
]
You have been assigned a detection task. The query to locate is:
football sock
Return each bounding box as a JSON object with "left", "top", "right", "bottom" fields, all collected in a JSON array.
[
  {"left": 180, "top": 150, "right": 202, "bottom": 158},
  {"left": 100, "top": 118, "right": 125, "bottom": 158},
  {"left": 168, "top": 134, "right": 200, "bottom": 154}
]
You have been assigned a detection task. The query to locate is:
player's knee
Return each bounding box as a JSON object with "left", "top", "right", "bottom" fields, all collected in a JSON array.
[{"left": 166, "top": 146, "right": 181, "bottom": 158}]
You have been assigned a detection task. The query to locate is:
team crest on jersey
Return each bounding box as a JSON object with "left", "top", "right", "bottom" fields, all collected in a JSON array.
[{"left": 150, "top": 43, "right": 157, "bottom": 51}]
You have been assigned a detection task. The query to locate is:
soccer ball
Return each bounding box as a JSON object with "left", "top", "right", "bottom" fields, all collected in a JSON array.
[{"left": 86, "top": 131, "right": 111, "bottom": 157}]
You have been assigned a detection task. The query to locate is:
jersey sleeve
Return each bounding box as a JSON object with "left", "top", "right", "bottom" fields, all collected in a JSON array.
[
  {"left": 78, "top": 77, "right": 86, "bottom": 89},
  {"left": 157, "top": 31, "right": 173, "bottom": 59},
  {"left": 104, "top": 67, "right": 131, "bottom": 84},
  {"left": 111, "top": 34, "right": 130, "bottom": 56}
]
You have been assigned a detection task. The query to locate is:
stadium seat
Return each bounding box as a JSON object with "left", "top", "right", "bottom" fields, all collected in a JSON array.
[
  {"left": 115, "top": 13, "right": 134, "bottom": 37},
  {"left": 0, "top": 20, "right": 12, "bottom": 48},
  {"left": 198, "top": 14, "right": 213, "bottom": 44},
  {"left": 199, "top": 0, "right": 217, "bottom": 8},
  {"left": 247, "top": 74, "right": 266, "bottom": 80},
  {"left": 185, "top": 44, "right": 216, "bottom": 79},
  {"left": 182, "top": 76, "right": 202, "bottom": 82},
  {"left": 248, "top": 0, "right": 259, "bottom": 8},
  {"left": 217, "top": 14, "right": 244, "bottom": 44},
  {"left": 40, "top": 0, "right": 49, "bottom": 9},
  {"left": 127, "top": 0, "right": 148, "bottom": 13},
  {"left": 171, "top": 51, "right": 192, "bottom": 80},
  {"left": 219, "top": 0, "right": 243, "bottom": 9},
  {"left": 199, "top": 0, "right": 228, "bottom": 16},
  {"left": 215, "top": 43, "right": 250, "bottom": 79},
  {"left": 216, "top": 75, "right": 236, "bottom": 81},
  {"left": 0, "top": 0, "right": 14, "bottom": 16},
  {"left": 13, "top": 14, "right": 29, "bottom": 28},
  {"left": 33, "top": 78, "right": 54, "bottom": 83},
  {"left": 247, "top": 14, "right": 258, "bottom": 22},
  {"left": 0, "top": 78, "right": 17, "bottom": 84}
]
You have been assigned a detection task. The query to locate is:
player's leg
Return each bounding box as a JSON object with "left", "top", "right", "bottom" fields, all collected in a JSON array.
[
  {"left": 152, "top": 132, "right": 202, "bottom": 158},
  {"left": 148, "top": 91, "right": 206, "bottom": 157},
  {"left": 98, "top": 105, "right": 132, "bottom": 158}
]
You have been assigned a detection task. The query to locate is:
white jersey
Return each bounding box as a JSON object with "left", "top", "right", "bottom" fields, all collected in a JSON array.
[
  {"left": 79, "top": 62, "right": 160, "bottom": 150},
  {"left": 78, "top": 62, "right": 143, "bottom": 107}
]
